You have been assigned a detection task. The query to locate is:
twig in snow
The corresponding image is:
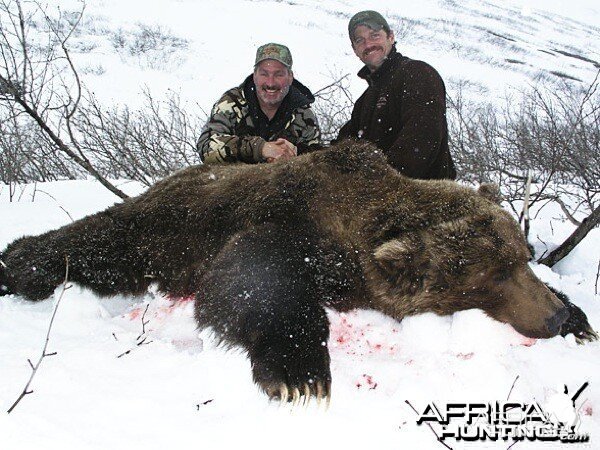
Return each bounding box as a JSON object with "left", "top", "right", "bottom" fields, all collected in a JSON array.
[
  {"left": 196, "top": 399, "right": 214, "bottom": 409},
  {"left": 571, "top": 382, "right": 589, "bottom": 404},
  {"left": 507, "top": 440, "right": 519, "bottom": 450},
  {"left": 33, "top": 189, "right": 75, "bottom": 222},
  {"left": 405, "top": 400, "right": 454, "bottom": 450},
  {"left": 117, "top": 303, "right": 154, "bottom": 358},
  {"left": 506, "top": 375, "right": 520, "bottom": 401},
  {"left": 595, "top": 260, "right": 600, "bottom": 296},
  {"left": 504, "top": 376, "right": 525, "bottom": 449},
  {"left": 137, "top": 303, "right": 150, "bottom": 340},
  {"left": 7, "top": 256, "right": 71, "bottom": 414}
]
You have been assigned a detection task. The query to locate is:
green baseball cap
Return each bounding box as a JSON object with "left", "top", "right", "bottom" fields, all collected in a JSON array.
[
  {"left": 348, "top": 10, "right": 391, "bottom": 40},
  {"left": 255, "top": 43, "right": 293, "bottom": 68}
]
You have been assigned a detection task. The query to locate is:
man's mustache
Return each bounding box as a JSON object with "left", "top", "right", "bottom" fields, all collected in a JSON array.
[{"left": 364, "top": 46, "right": 383, "bottom": 56}]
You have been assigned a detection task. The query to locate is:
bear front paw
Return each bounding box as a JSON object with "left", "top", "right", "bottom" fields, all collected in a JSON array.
[
  {"left": 251, "top": 345, "right": 332, "bottom": 406},
  {"left": 0, "top": 255, "right": 12, "bottom": 297},
  {"left": 547, "top": 284, "right": 599, "bottom": 344},
  {"left": 560, "top": 302, "right": 599, "bottom": 344}
]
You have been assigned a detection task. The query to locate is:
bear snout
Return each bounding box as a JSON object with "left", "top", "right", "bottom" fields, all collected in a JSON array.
[{"left": 545, "top": 306, "right": 570, "bottom": 336}]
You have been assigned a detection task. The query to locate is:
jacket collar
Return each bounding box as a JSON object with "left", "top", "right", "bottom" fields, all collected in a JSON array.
[{"left": 357, "top": 45, "right": 402, "bottom": 85}]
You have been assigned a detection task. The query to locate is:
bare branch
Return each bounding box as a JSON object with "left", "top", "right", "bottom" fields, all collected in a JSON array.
[
  {"left": 594, "top": 259, "right": 600, "bottom": 295},
  {"left": 117, "top": 303, "right": 154, "bottom": 358},
  {"left": 506, "top": 375, "right": 519, "bottom": 401},
  {"left": 538, "top": 203, "right": 600, "bottom": 267},
  {"left": 554, "top": 196, "right": 582, "bottom": 226},
  {"left": 7, "top": 256, "right": 70, "bottom": 414},
  {"left": 522, "top": 172, "right": 532, "bottom": 238}
]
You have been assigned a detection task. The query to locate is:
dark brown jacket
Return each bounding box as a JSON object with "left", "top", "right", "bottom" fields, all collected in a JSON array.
[{"left": 337, "top": 48, "right": 456, "bottom": 180}]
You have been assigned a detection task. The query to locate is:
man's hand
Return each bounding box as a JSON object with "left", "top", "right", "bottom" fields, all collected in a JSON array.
[{"left": 262, "top": 138, "right": 297, "bottom": 163}]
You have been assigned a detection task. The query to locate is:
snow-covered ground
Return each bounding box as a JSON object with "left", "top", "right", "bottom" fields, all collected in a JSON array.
[
  {"left": 50, "top": 0, "right": 600, "bottom": 109},
  {"left": 1, "top": 1, "right": 600, "bottom": 449}
]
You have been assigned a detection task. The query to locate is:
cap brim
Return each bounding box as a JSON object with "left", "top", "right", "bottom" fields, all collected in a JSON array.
[
  {"left": 254, "top": 57, "right": 291, "bottom": 68},
  {"left": 350, "top": 20, "right": 386, "bottom": 40}
]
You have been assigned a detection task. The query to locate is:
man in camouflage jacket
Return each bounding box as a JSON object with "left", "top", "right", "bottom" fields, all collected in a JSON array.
[{"left": 197, "top": 43, "right": 321, "bottom": 164}]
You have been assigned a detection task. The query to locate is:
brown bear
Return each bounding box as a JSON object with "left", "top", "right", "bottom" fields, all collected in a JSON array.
[{"left": 0, "top": 140, "right": 595, "bottom": 403}]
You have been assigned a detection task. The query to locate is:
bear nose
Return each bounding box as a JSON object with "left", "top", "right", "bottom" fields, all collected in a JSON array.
[{"left": 545, "top": 306, "right": 570, "bottom": 335}]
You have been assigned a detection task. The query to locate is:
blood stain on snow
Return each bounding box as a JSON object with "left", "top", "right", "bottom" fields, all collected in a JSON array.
[
  {"left": 329, "top": 312, "right": 400, "bottom": 356},
  {"left": 507, "top": 328, "right": 538, "bottom": 347},
  {"left": 356, "top": 373, "right": 378, "bottom": 390},
  {"left": 519, "top": 337, "right": 537, "bottom": 347},
  {"left": 127, "top": 295, "right": 194, "bottom": 321},
  {"left": 128, "top": 309, "right": 142, "bottom": 320}
]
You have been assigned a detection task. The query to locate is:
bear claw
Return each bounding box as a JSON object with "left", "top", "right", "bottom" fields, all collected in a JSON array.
[
  {"left": 291, "top": 387, "right": 301, "bottom": 406},
  {"left": 572, "top": 326, "right": 599, "bottom": 345},
  {"left": 267, "top": 381, "right": 331, "bottom": 408}
]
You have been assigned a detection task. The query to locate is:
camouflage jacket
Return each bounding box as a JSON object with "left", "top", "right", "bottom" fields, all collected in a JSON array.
[{"left": 197, "top": 76, "right": 321, "bottom": 164}]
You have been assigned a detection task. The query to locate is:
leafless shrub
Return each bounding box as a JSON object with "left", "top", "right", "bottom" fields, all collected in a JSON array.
[
  {"left": 0, "top": 109, "right": 81, "bottom": 187},
  {"left": 110, "top": 23, "right": 188, "bottom": 69},
  {"left": 448, "top": 72, "right": 600, "bottom": 266},
  {"left": 0, "top": 0, "right": 127, "bottom": 198},
  {"left": 312, "top": 72, "right": 353, "bottom": 143},
  {"left": 1, "top": 2, "right": 202, "bottom": 195},
  {"left": 387, "top": 16, "right": 421, "bottom": 41},
  {"left": 70, "top": 89, "right": 204, "bottom": 186}
]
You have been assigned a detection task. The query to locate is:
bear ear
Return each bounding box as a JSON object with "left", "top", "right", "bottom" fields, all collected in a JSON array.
[
  {"left": 477, "top": 183, "right": 503, "bottom": 205},
  {"left": 373, "top": 234, "right": 427, "bottom": 281}
]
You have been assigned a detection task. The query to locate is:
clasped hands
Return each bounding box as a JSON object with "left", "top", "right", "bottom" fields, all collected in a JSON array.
[{"left": 262, "top": 138, "right": 297, "bottom": 163}]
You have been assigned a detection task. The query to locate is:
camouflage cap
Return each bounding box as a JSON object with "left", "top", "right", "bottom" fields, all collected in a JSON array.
[
  {"left": 348, "top": 10, "right": 391, "bottom": 40},
  {"left": 255, "top": 43, "right": 293, "bottom": 68}
]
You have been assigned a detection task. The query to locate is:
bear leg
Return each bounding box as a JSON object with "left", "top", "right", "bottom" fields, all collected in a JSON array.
[
  {"left": 1, "top": 208, "right": 153, "bottom": 301},
  {"left": 195, "top": 224, "right": 332, "bottom": 403}
]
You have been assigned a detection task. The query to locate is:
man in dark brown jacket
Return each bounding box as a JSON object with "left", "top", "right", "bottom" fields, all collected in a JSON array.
[{"left": 338, "top": 11, "right": 456, "bottom": 180}]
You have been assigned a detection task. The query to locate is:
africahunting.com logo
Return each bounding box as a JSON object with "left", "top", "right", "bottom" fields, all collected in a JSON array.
[{"left": 413, "top": 382, "right": 590, "bottom": 444}]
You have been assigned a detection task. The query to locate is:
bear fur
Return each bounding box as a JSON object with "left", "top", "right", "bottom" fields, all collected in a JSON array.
[{"left": 0, "top": 140, "right": 595, "bottom": 401}]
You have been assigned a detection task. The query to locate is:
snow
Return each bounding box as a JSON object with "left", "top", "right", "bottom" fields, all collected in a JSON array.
[
  {"left": 1, "top": 1, "right": 600, "bottom": 449},
  {"left": 2, "top": 183, "right": 599, "bottom": 449}
]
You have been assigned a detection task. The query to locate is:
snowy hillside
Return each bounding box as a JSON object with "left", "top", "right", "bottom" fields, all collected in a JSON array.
[
  {"left": 2, "top": 1, "right": 600, "bottom": 449},
  {"left": 55, "top": 0, "right": 600, "bottom": 108}
]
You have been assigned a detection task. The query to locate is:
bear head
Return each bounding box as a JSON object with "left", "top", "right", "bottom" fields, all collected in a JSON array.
[{"left": 373, "top": 210, "right": 568, "bottom": 338}]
